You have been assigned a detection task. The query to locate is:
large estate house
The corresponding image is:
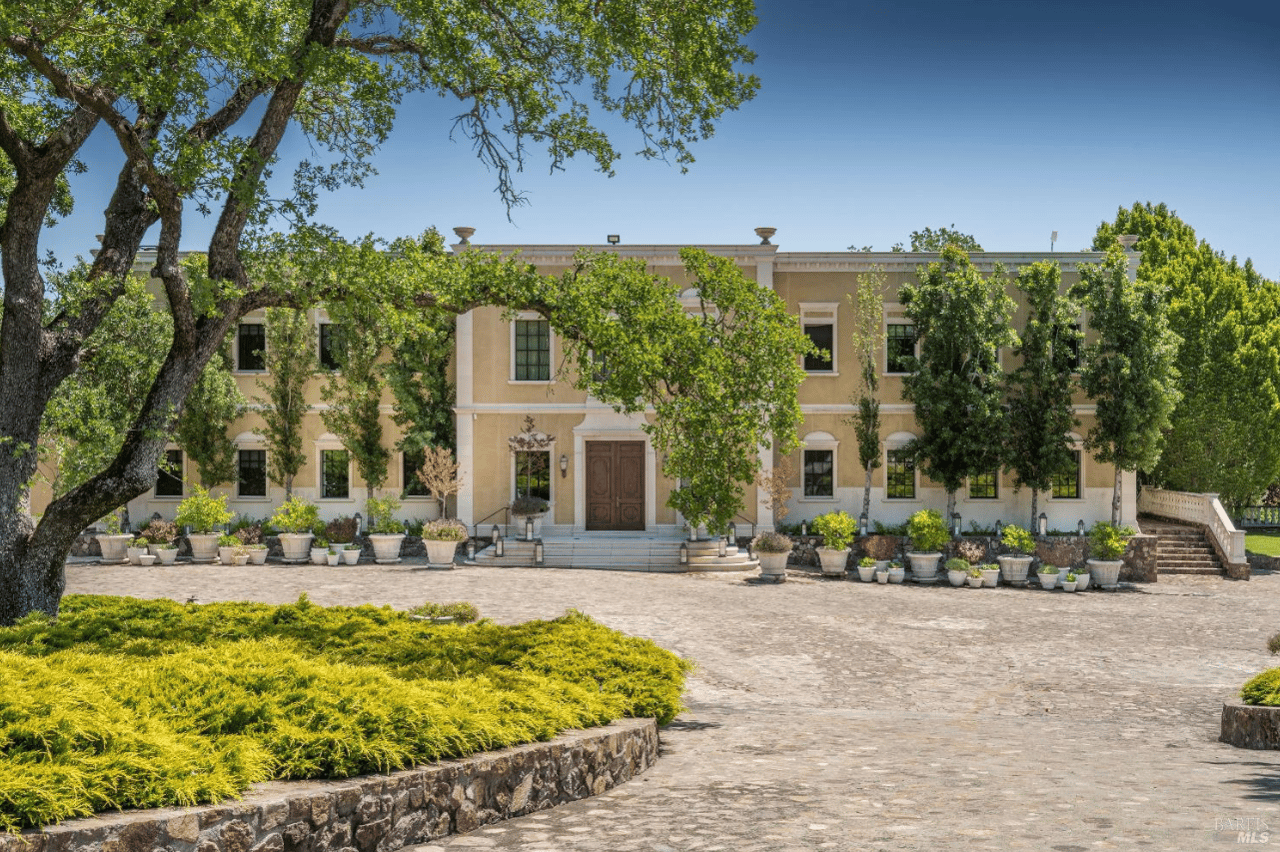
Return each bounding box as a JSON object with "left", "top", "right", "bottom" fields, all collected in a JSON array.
[{"left": 39, "top": 233, "right": 1141, "bottom": 536}]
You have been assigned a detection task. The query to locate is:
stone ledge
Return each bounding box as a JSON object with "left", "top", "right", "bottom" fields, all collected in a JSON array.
[
  {"left": 0, "top": 718, "right": 658, "bottom": 852},
  {"left": 1220, "top": 703, "right": 1280, "bottom": 749}
]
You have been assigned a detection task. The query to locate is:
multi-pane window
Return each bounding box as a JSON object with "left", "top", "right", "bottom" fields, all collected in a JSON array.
[
  {"left": 802, "top": 449, "right": 834, "bottom": 497},
  {"left": 886, "top": 324, "right": 917, "bottom": 373},
  {"left": 514, "top": 450, "right": 551, "bottom": 501},
  {"left": 885, "top": 447, "right": 915, "bottom": 499},
  {"left": 237, "top": 323, "right": 266, "bottom": 371},
  {"left": 803, "top": 323, "right": 834, "bottom": 372},
  {"left": 1052, "top": 450, "right": 1081, "bottom": 499},
  {"left": 155, "top": 449, "right": 184, "bottom": 497},
  {"left": 402, "top": 449, "right": 430, "bottom": 498},
  {"left": 969, "top": 470, "right": 998, "bottom": 499},
  {"left": 1055, "top": 323, "right": 1082, "bottom": 371},
  {"left": 321, "top": 449, "right": 350, "bottom": 499},
  {"left": 319, "top": 323, "right": 343, "bottom": 370},
  {"left": 514, "top": 320, "right": 550, "bottom": 381},
  {"left": 237, "top": 450, "right": 267, "bottom": 497}
]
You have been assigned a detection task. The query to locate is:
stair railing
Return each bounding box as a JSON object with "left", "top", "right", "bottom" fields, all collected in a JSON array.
[{"left": 1138, "top": 487, "right": 1246, "bottom": 566}]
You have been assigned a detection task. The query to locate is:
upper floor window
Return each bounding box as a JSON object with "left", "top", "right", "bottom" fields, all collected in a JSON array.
[
  {"left": 319, "top": 323, "right": 343, "bottom": 371},
  {"left": 155, "top": 449, "right": 184, "bottom": 497},
  {"left": 803, "top": 449, "right": 834, "bottom": 497},
  {"left": 799, "top": 303, "right": 838, "bottom": 373},
  {"left": 886, "top": 323, "right": 917, "bottom": 374},
  {"left": 1055, "top": 323, "right": 1082, "bottom": 371},
  {"left": 236, "top": 323, "right": 266, "bottom": 372},
  {"left": 514, "top": 319, "right": 550, "bottom": 381}
]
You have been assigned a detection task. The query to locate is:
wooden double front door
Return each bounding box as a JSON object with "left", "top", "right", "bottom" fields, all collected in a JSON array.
[{"left": 585, "top": 441, "right": 645, "bottom": 530}]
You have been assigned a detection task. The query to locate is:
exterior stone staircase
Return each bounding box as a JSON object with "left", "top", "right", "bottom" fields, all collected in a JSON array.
[
  {"left": 466, "top": 531, "right": 758, "bottom": 573},
  {"left": 1140, "top": 519, "right": 1223, "bottom": 576}
]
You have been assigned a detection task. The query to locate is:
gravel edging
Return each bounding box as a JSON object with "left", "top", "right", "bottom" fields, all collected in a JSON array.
[{"left": 0, "top": 719, "right": 658, "bottom": 852}]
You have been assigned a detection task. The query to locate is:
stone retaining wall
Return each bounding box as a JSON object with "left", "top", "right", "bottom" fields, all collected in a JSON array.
[
  {"left": 0, "top": 719, "right": 657, "bottom": 852},
  {"left": 1220, "top": 703, "right": 1280, "bottom": 749}
]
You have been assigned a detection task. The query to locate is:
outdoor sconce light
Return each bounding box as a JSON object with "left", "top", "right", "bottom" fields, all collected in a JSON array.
[
  {"left": 952, "top": 512, "right": 962, "bottom": 538},
  {"left": 859, "top": 512, "right": 868, "bottom": 537},
  {"left": 491, "top": 523, "right": 500, "bottom": 542},
  {"left": 534, "top": 540, "right": 544, "bottom": 564},
  {"left": 800, "top": 521, "right": 808, "bottom": 537},
  {"left": 465, "top": 538, "right": 475, "bottom": 560},
  {"left": 680, "top": 542, "right": 689, "bottom": 565},
  {"left": 996, "top": 519, "right": 1003, "bottom": 536},
  {"left": 525, "top": 516, "right": 534, "bottom": 541},
  {"left": 1038, "top": 512, "right": 1048, "bottom": 536},
  {"left": 718, "top": 536, "right": 727, "bottom": 558},
  {"left": 728, "top": 522, "right": 737, "bottom": 543},
  {"left": 1078, "top": 519, "right": 1086, "bottom": 536},
  {"left": 495, "top": 536, "right": 505, "bottom": 557},
  {"left": 559, "top": 454, "right": 568, "bottom": 478}
]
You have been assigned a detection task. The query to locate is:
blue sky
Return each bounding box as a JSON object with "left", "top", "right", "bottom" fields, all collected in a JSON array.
[{"left": 46, "top": 0, "right": 1280, "bottom": 277}]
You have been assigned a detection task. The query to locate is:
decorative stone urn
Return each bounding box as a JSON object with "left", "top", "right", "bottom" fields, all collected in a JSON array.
[
  {"left": 186, "top": 533, "right": 220, "bottom": 563},
  {"left": 1087, "top": 558, "right": 1123, "bottom": 590},
  {"left": 816, "top": 547, "right": 848, "bottom": 576},
  {"left": 907, "top": 552, "right": 941, "bottom": 583},
  {"left": 757, "top": 550, "right": 788, "bottom": 581},
  {"left": 424, "top": 539, "right": 459, "bottom": 569},
  {"left": 96, "top": 534, "right": 132, "bottom": 563},
  {"left": 278, "top": 533, "right": 313, "bottom": 563},
  {"left": 997, "top": 555, "right": 1034, "bottom": 587},
  {"left": 369, "top": 533, "right": 406, "bottom": 564}
]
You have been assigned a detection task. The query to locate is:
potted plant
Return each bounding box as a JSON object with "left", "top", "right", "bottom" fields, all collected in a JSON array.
[
  {"left": 324, "top": 515, "right": 358, "bottom": 550},
  {"left": 310, "top": 535, "right": 329, "bottom": 565},
  {"left": 510, "top": 495, "right": 550, "bottom": 540},
  {"left": 367, "top": 495, "right": 406, "bottom": 564},
  {"left": 230, "top": 543, "right": 250, "bottom": 566},
  {"left": 269, "top": 496, "right": 320, "bottom": 562},
  {"left": 142, "top": 520, "right": 179, "bottom": 565},
  {"left": 326, "top": 546, "right": 341, "bottom": 567},
  {"left": 875, "top": 564, "right": 890, "bottom": 583},
  {"left": 127, "top": 536, "right": 150, "bottom": 566},
  {"left": 945, "top": 557, "right": 968, "bottom": 587},
  {"left": 811, "top": 510, "right": 856, "bottom": 576},
  {"left": 174, "top": 484, "right": 233, "bottom": 562},
  {"left": 217, "top": 533, "right": 240, "bottom": 565},
  {"left": 966, "top": 565, "right": 984, "bottom": 588},
  {"left": 887, "top": 560, "right": 906, "bottom": 584},
  {"left": 906, "top": 509, "right": 949, "bottom": 583},
  {"left": 752, "top": 531, "right": 791, "bottom": 582},
  {"left": 95, "top": 511, "right": 132, "bottom": 563},
  {"left": 342, "top": 543, "right": 361, "bottom": 565},
  {"left": 1074, "top": 568, "right": 1091, "bottom": 591},
  {"left": 1038, "top": 563, "right": 1060, "bottom": 589},
  {"left": 1087, "top": 521, "right": 1134, "bottom": 590},
  {"left": 997, "top": 524, "right": 1037, "bottom": 587},
  {"left": 233, "top": 524, "right": 269, "bottom": 565},
  {"left": 979, "top": 563, "right": 1000, "bottom": 588},
  {"left": 1062, "top": 571, "right": 1078, "bottom": 592},
  {"left": 421, "top": 519, "right": 468, "bottom": 568},
  {"left": 856, "top": 556, "right": 877, "bottom": 583}
]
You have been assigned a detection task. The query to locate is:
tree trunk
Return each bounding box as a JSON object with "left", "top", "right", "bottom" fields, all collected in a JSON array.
[
  {"left": 1029, "top": 489, "right": 1038, "bottom": 533},
  {"left": 1113, "top": 466, "right": 1123, "bottom": 526},
  {"left": 945, "top": 489, "right": 956, "bottom": 536},
  {"left": 862, "top": 462, "right": 873, "bottom": 526}
]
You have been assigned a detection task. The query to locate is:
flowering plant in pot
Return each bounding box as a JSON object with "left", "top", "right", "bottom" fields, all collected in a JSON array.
[
  {"left": 906, "top": 509, "right": 948, "bottom": 582},
  {"left": 752, "top": 531, "right": 793, "bottom": 580},
  {"left": 421, "top": 519, "right": 468, "bottom": 568}
]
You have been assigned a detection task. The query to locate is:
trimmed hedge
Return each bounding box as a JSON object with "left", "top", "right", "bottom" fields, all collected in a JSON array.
[
  {"left": 0, "top": 596, "right": 689, "bottom": 831},
  {"left": 1242, "top": 668, "right": 1280, "bottom": 706}
]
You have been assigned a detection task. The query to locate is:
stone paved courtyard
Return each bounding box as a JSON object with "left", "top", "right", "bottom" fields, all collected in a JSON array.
[{"left": 67, "top": 560, "right": 1280, "bottom": 850}]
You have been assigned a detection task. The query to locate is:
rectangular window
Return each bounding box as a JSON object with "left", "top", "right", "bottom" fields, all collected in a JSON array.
[
  {"left": 321, "top": 449, "right": 350, "bottom": 499},
  {"left": 402, "top": 449, "right": 430, "bottom": 498},
  {"left": 514, "top": 319, "right": 551, "bottom": 381},
  {"left": 969, "top": 470, "right": 998, "bottom": 499},
  {"left": 155, "top": 449, "right": 184, "bottom": 497},
  {"left": 237, "top": 449, "right": 267, "bottom": 498},
  {"left": 886, "top": 447, "right": 915, "bottom": 499},
  {"left": 886, "top": 324, "right": 917, "bottom": 373},
  {"left": 803, "top": 323, "right": 834, "bottom": 372},
  {"left": 514, "top": 450, "right": 551, "bottom": 501},
  {"left": 237, "top": 323, "right": 266, "bottom": 372},
  {"left": 803, "top": 449, "right": 834, "bottom": 497},
  {"left": 319, "top": 323, "right": 343, "bottom": 371},
  {"left": 1052, "top": 450, "right": 1081, "bottom": 499},
  {"left": 1057, "top": 323, "right": 1082, "bottom": 371}
]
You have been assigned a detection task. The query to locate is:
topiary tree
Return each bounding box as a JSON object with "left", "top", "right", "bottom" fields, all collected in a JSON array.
[
  {"left": 845, "top": 264, "right": 884, "bottom": 524},
  {"left": 176, "top": 334, "right": 244, "bottom": 487},
  {"left": 901, "top": 246, "right": 1016, "bottom": 525},
  {"left": 256, "top": 310, "right": 315, "bottom": 498}
]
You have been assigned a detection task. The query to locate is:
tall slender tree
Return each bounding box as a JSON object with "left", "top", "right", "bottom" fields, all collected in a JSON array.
[
  {"left": 256, "top": 310, "right": 315, "bottom": 498},
  {"left": 901, "top": 246, "right": 1016, "bottom": 525},
  {"left": 845, "top": 264, "right": 884, "bottom": 523},
  {"left": 320, "top": 300, "right": 391, "bottom": 502},
  {"left": 1003, "top": 261, "right": 1080, "bottom": 529},
  {"left": 176, "top": 336, "right": 244, "bottom": 487}
]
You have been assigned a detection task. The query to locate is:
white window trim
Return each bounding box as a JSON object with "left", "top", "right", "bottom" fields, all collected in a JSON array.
[
  {"left": 316, "top": 441, "right": 353, "bottom": 501},
  {"left": 884, "top": 432, "right": 919, "bottom": 501},
  {"left": 233, "top": 320, "right": 268, "bottom": 375},
  {"left": 154, "top": 445, "right": 185, "bottom": 500},
  {"left": 1050, "top": 435, "right": 1086, "bottom": 502},
  {"left": 964, "top": 470, "right": 1000, "bottom": 502},
  {"left": 509, "top": 312, "right": 554, "bottom": 384},
  {"left": 799, "top": 302, "right": 839, "bottom": 376},
  {"left": 800, "top": 431, "right": 838, "bottom": 502},
  {"left": 510, "top": 441, "right": 556, "bottom": 511}
]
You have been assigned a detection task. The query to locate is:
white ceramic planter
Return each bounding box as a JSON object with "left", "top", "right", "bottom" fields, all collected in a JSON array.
[
  {"left": 1061, "top": 579, "right": 1077, "bottom": 592},
  {"left": 424, "top": 539, "right": 459, "bottom": 568},
  {"left": 966, "top": 574, "right": 983, "bottom": 588},
  {"left": 218, "top": 545, "right": 237, "bottom": 565},
  {"left": 1039, "top": 570, "right": 1059, "bottom": 589},
  {"left": 875, "top": 569, "right": 889, "bottom": 584},
  {"left": 187, "top": 533, "right": 220, "bottom": 563},
  {"left": 248, "top": 548, "right": 269, "bottom": 565},
  {"left": 817, "top": 547, "right": 848, "bottom": 576},
  {"left": 342, "top": 548, "right": 360, "bottom": 565},
  {"left": 1075, "top": 572, "right": 1091, "bottom": 591},
  {"left": 126, "top": 546, "right": 148, "bottom": 565},
  {"left": 856, "top": 564, "right": 876, "bottom": 582},
  {"left": 980, "top": 568, "right": 1000, "bottom": 588},
  {"left": 757, "top": 550, "right": 788, "bottom": 581},
  {"left": 326, "top": 551, "right": 340, "bottom": 566},
  {"left": 96, "top": 534, "right": 132, "bottom": 563},
  {"left": 997, "top": 555, "right": 1034, "bottom": 586},
  {"left": 137, "top": 553, "right": 157, "bottom": 566},
  {"left": 908, "top": 552, "right": 941, "bottom": 583},
  {"left": 369, "top": 533, "right": 406, "bottom": 564},
  {"left": 888, "top": 565, "right": 906, "bottom": 584},
  {"left": 947, "top": 569, "right": 967, "bottom": 587},
  {"left": 152, "top": 546, "right": 178, "bottom": 565},
  {"left": 310, "top": 547, "right": 328, "bottom": 565},
  {"left": 278, "top": 533, "right": 313, "bottom": 562},
  {"left": 1087, "top": 558, "right": 1123, "bottom": 590}
]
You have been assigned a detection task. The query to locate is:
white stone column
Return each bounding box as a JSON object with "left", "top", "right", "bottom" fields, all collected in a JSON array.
[{"left": 455, "top": 310, "right": 475, "bottom": 526}]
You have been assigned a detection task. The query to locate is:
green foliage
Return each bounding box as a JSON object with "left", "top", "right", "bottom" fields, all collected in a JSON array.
[
  {"left": 320, "top": 300, "right": 391, "bottom": 500},
  {"left": 1038, "top": 564, "right": 1060, "bottom": 575},
  {"left": 900, "top": 246, "right": 1016, "bottom": 519},
  {"left": 511, "top": 495, "right": 550, "bottom": 516},
  {"left": 1088, "top": 521, "right": 1134, "bottom": 561},
  {"left": 1241, "top": 668, "right": 1280, "bottom": 706},
  {"left": 268, "top": 496, "right": 320, "bottom": 534},
  {"left": 0, "top": 596, "right": 688, "bottom": 830},
  {"left": 256, "top": 310, "right": 316, "bottom": 496},
  {"left": 1096, "top": 203, "right": 1280, "bottom": 513},
  {"left": 811, "top": 511, "right": 857, "bottom": 551},
  {"left": 907, "top": 509, "right": 950, "bottom": 553},
  {"left": 1073, "top": 245, "right": 1181, "bottom": 523},
  {"left": 420, "top": 519, "right": 468, "bottom": 542},
  {"left": 1000, "top": 524, "right": 1036, "bottom": 556},
  {"left": 176, "top": 335, "right": 244, "bottom": 487},
  {"left": 323, "top": 516, "right": 358, "bottom": 544},
  {"left": 366, "top": 496, "right": 403, "bottom": 535},
  {"left": 845, "top": 264, "right": 884, "bottom": 521},
  {"left": 1004, "top": 261, "right": 1080, "bottom": 523},
  {"left": 751, "top": 531, "right": 793, "bottom": 553},
  {"left": 906, "top": 225, "right": 983, "bottom": 253},
  {"left": 173, "top": 485, "right": 233, "bottom": 534},
  {"left": 1247, "top": 534, "right": 1280, "bottom": 558},
  {"left": 858, "top": 556, "right": 876, "bottom": 567},
  {"left": 945, "top": 557, "right": 969, "bottom": 572}
]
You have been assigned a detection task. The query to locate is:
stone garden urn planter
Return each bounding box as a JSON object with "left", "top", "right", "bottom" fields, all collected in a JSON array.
[
  {"left": 370, "top": 533, "right": 406, "bottom": 564},
  {"left": 278, "top": 533, "right": 313, "bottom": 563},
  {"left": 997, "top": 555, "right": 1034, "bottom": 587},
  {"left": 816, "top": 547, "right": 848, "bottom": 576},
  {"left": 908, "top": 552, "right": 941, "bottom": 584},
  {"left": 96, "top": 534, "right": 132, "bottom": 563},
  {"left": 423, "top": 539, "right": 459, "bottom": 568},
  {"left": 757, "top": 550, "right": 788, "bottom": 582},
  {"left": 186, "top": 533, "right": 220, "bottom": 563},
  {"left": 1087, "top": 558, "right": 1123, "bottom": 590}
]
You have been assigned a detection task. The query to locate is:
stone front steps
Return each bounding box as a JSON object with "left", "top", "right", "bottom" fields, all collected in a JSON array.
[
  {"left": 1139, "top": 518, "right": 1223, "bottom": 576},
  {"left": 466, "top": 532, "right": 758, "bottom": 573}
]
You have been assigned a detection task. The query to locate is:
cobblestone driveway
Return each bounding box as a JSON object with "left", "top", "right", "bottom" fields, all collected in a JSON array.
[{"left": 67, "top": 561, "right": 1280, "bottom": 850}]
